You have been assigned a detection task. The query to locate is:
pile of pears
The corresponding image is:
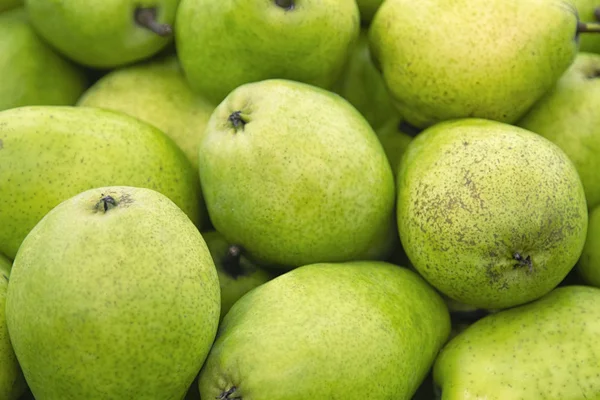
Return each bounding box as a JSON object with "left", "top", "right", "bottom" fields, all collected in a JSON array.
[{"left": 1, "top": 0, "right": 600, "bottom": 398}]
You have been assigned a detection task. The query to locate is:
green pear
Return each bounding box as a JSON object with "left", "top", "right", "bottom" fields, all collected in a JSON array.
[
  {"left": 0, "top": 0, "right": 21, "bottom": 13},
  {"left": 0, "top": 256, "right": 26, "bottom": 400},
  {"left": 434, "top": 285, "right": 600, "bottom": 399},
  {"left": 202, "top": 230, "right": 272, "bottom": 321},
  {"left": 517, "top": 52, "right": 600, "bottom": 209},
  {"left": 578, "top": 205, "right": 600, "bottom": 286},
  {"left": 397, "top": 118, "right": 588, "bottom": 309},
  {"left": 573, "top": 0, "right": 600, "bottom": 53},
  {"left": 332, "top": 29, "right": 398, "bottom": 130},
  {"left": 175, "top": 0, "right": 360, "bottom": 104},
  {"left": 375, "top": 117, "right": 414, "bottom": 177},
  {"left": 356, "top": 0, "right": 384, "bottom": 23},
  {"left": 6, "top": 186, "right": 221, "bottom": 399},
  {"left": 198, "top": 79, "right": 395, "bottom": 268},
  {"left": 0, "top": 106, "right": 205, "bottom": 260},
  {"left": 25, "top": 0, "right": 179, "bottom": 68},
  {"left": 77, "top": 55, "right": 215, "bottom": 170},
  {"left": 369, "top": 0, "right": 580, "bottom": 128},
  {"left": 198, "top": 261, "right": 451, "bottom": 399},
  {"left": 0, "top": 8, "right": 87, "bottom": 111}
]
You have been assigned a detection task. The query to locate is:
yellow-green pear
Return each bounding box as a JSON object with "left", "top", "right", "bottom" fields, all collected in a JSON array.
[
  {"left": 572, "top": 0, "right": 600, "bottom": 53},
  {"left": 0, "top": 8, "right": 87, "bottom": 111},
  {"left": 578, "top": 205, "right": 600, "bottom": 286},
  {"left": 25, "top": 0, "right": 179, "bottom": 68},
  {"left": 202, "top": 230, "right": 272, "bottom": 321},
  {"left": 77, "top": 55, "right": 215, "bottom": 170},
  {"left": 199, "top": 261, "right": 451, "bottom": 399},
  {"left": 369, "top": 0, "right": 581, "bottom": 128},
  {"left": 517, "top": 52, "right": 600, "bottom": 209},
  {"left": 0, "top": 0, "right": 21, "bottom": 13},
  {"left": 397, "top": 118, "right": 588, "bottom": 309},
  {"left": 434, "top": 285, "right": 600, "bottom": 399},
  {"left": 0, "top": 106, "right": 205, "bottom": 260},
  {"left": 175, "top": 0, "right": 361, "bottom": 104},
  {"left": 198, "top": 79, "right": 395, "bottom": 269},
  {"left": 375, "top": 117, "right": 414, "bottom": 177},
  {"left": 0, "top": 256, "right": 26, "bottom": 400},
  {"left": 6, "top": 186, "right": 220, "bottom": 399}
]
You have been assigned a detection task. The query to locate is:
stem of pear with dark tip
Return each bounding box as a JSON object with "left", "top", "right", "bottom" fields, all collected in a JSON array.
[
  {"left": 275, "top": 0, "right": 295, "bottom": 10},
  {"left": 96, "top": 195, "right": 117, "bottom": 213},
  {"left": 135, "top": 7, "right": 173, "bottom": 37},
  {"left": 228, "top": 111, "right": 247, "bottom": 131},
  {"left": 577, "top": 21, "right": 600, "bottom": 34},
  {"left": 219, "top": 386, "right": 241, "bottom": 400},
  {"left": 222, "top": 245, "right": 246, "bottom": 279}
]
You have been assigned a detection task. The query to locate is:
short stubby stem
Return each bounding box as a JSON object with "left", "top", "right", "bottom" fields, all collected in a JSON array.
[
  {"left": 135, "top": 7, "right": 173, "bottom": 37},
  {"left": 577, "top": 21, "right": 600, "bottom": 34},
  {"left": 228, "top": 111, "right": 247, "bottom": 131},
  {"left": 96, "top": 195, "right": 117, "bottom": 213},
  {"left": 222, "top": 245, "right": 245, "bottom": 279},
  {"left": 219, "top": 386, "right": 242, "bottom": 400}
]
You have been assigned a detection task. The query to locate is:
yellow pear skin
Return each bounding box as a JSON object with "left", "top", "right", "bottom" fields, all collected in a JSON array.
[
  {"left": 0, "top": 106, "right": 206, "bottom": 259},
  {"left": 78, "top": 55, "right": 215, "bottom": 170}
]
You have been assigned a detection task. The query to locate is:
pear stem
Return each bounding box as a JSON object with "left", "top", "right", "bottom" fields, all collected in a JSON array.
[
  {"left": 274, "top": 0, "right": 295, "bottom": 10},
  {"left": 135, "top": 7, "right": 173, "bottom": 37},
  {"left": 228, "top": 111, "right": 247, "bottom": 131},
  {"left": 577, "top": 21, "right": 600, "bottom": 34},
  {"left": 222, "top": 245, "right": 245, "bottom": 279},
  {"left": 96, "top": 195, "right": 117, "bottom": 213},
  {"left": 218, "top": 386, "right": 241, "bottom": 400}
]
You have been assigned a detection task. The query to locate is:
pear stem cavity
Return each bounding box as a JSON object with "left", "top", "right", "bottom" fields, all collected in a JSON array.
[
  {"left": 513, "top": 252, "right": 533, "bottom": 272},
  {"left": 577, "top": 21, "right": 600, "bottom": 34},
  {"left": 222, "top": 245, "right": 246, "bottom": 279},
  {"left": 96, "top": 195, "right": 117, "bottom": 213},
  {"left": 135, "top": 7, "right": 173, "bottom": 37},
  {"left": 218, "top": 386, "right": 241, "bottom": 400},
  {"left": 275, "top": 0, "right": 295, "bottom": 10},
  {"left": 228, "top": 111, "right": 247, "bottom": 131}
]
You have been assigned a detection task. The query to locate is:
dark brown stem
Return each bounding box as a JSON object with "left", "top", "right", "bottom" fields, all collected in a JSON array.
[
  {"left": 222, "top": 245, "right": 246, "bottom": 279},
  {"left": 96, "top": 195, "right": 117, "bottom": 213},
  {"left": 135, "top": 7, "right": 172, "bottom": 37},
  {"left": 577, "top": 21, "right": 600, "bottom": 34}
]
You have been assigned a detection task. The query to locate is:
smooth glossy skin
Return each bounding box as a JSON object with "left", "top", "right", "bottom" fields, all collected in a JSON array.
[
  {"left": 397, "top": 119, "right": 588, "bottom": 309},
  {"left": 202, "top": 230, "right": 272, "bottom": 321},
  {"left": 6, "top": 186, "right": 221, "bottom": 399},
  {"left": 175, "top": 0, "right": 360, "bottom": 104},
  {"left": 572, "top": 0, "right": 600, "bottom": 53},
  {"left": 332, "top": 29, "right": 398, "bottom": 130},
  {"left": 78, "top": 55, "right": 215, "bottom": 170},
  {"left": 369, "top": 0, "right": 579, "bottom": 128},
  {"left": 25, "top": 0, "right": 179, "bottom": 68},
  {"left": 518, "top": 52, "right": 600, "bottom": 209},
  {"left": 578, "top": 205, "right": 600, "bottom": 286},
  {"left": 0, "top": 8, "right": 87, "bottom": 111},
  {"left": 0, "top": 256, "right": 26, "bottom": 400},
  {"left": 198, "top": 79, "right": 395, "bottom": 268},
  {"left": 199, "top": 261, "right": 451, "bottom": 400},
  {"left": 0, "top": 106, "right": 205, "bottom": 259},
  {"left": 434, "top": 285, "right": 600, "bottom": 399}
]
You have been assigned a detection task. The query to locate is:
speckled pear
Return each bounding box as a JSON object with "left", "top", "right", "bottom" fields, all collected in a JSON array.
[
  {"left": 397, "top": 118, "right": 588, "bottom": 309},
  {"left": 578, "top": 205, "right": 600, "bottom": 286},
  {"left": 5, "top": 186, "right": 221, "bottom": 399},
  {"left": 434, "top": 285, "right": 600, "bottom": 399},
  {"left": 199, "top": 261, "right": 451, "bottom": 399}
]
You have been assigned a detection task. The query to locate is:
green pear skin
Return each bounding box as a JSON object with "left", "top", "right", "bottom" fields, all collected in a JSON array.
[
  {"left": 0, "top": 106, "right": 205, "bottom": 260},
  {"left": 0, "top": 256, "right": 26, "bottom": 400},
  {"left": 375, "top": 117, "right": 414, "bottom": 177},
  {"left": 25, "top": 0, "right": 179, "bottom": 68},
  {"left": 332, "top": 29, "right": 398, "bottom": 130},
  {"left": 198, "top": 79, "right": 395, "bottom": 268},
  {"left": 6, "top": 186, "right": 221, "bottom": 399},
  {"left": 0, "top": 8, "right": 87, "bottom": 111},
  {"left": 77, "top": 55, "right": 215, "bottom": 170},
  {"left": 199, "top": 261, "right": 451, "bottom": 400},
  {"left": 369, "top": 0, "right": 579, "bottom": 128},
  {"left": 202, "top": 230, "right": 272, "bottom": 321},
  {"left": 572, "top": 0, "right": 600, "bottom": 53},
  {"left": 517, "top": 52, "right": 600, "bottom": 209},
  {"left": 578, "top": 205, "right": 600, "bottom": 286},
  {"left": 0, "top": 0, "right": 21, "bottom": 12},
  {"left": 434, "top": 285, "right": 600, "bottom": 399},
  {"left": 397, "top": 118, "right": 588, "bottom": 309},
  {"left": 175, "top": 0, "right": 360, "bottom": 104}
]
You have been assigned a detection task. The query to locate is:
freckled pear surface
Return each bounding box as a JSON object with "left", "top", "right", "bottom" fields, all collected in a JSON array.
[
  {"left": 434, "top": 285, "right": 600, "bottom": 399},
  {"left": 198, "top": 261, "right": 451, "bottom": 400},
  {"left": 397, "top": 118, "right": 588, "bottom": 309},
  {"left": 5, "top": 186, "right": 221, "bottom": 400},
  {"left": 0, "top": 106, "right": 205, "bottom": 260},
  {"left": 368, "top": 0, "right": 579, "bottom": 128},
  {"left": 197, "top": 79, "right": 395, "bottom": 268}
]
